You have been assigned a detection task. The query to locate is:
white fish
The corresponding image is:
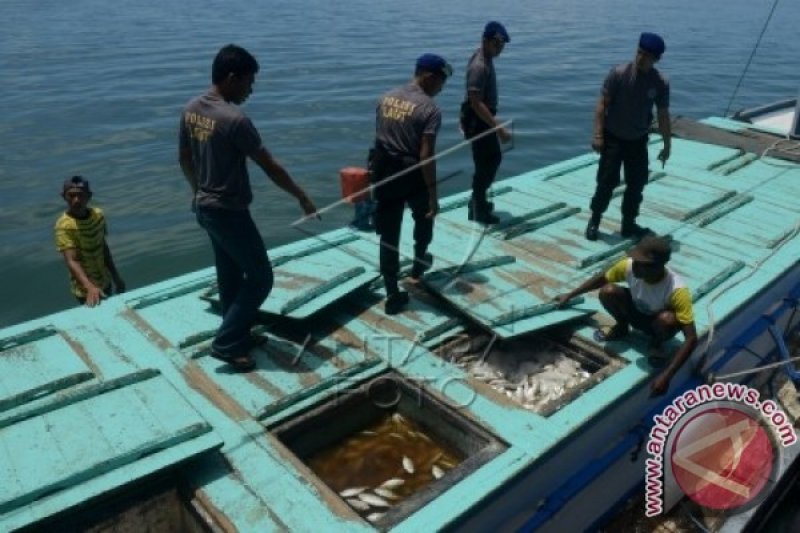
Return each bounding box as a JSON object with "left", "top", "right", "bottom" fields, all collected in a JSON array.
[
  {"left": 524, "top": 386, "right": 537, "bottom": 402},
  {"left": 373, "top": 487, "right": 399, "bottom": 499},
  {"left": 346, "top": 498, "right": 370, "bottom": 511},
  {"left": 380, "top": 478, "right": 405, "bottom": 488},
  {"left": 366, "top": 512, "right": 385, "bottom": 523},
  {"left": 432, "top": 465, "right": 444, "bottom": 479},
  {"left": 339, "top": 486, "right": 367, "bottom": 498},
  {"left": 402, "top": 456, "right": 415, "bottom": 474},
  {"left": 358, "top": 492, "right": 390, "bottom": 507}
]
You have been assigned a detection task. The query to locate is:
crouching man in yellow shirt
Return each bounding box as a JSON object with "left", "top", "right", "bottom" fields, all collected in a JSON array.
[{"left": 556, "top": 235, "right": 697, "bottom": 396}]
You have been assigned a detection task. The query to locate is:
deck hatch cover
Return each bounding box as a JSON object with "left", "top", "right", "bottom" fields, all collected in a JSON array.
[
  {"left": 0, "top": 370, "right": 221, "bottom": 529},
  {"left": 0, "top": 327, "right": 94, "bottom": 412},
  {"left": 203, "top": 231, "right": 379, "bottom": 319}
]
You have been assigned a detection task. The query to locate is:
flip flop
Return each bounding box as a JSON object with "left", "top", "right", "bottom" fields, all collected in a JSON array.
[
  {"left": 210, "top": 349, "right": 256, "bottom": 372},
  {"left": 593, "top": 324, "right": 630, "bottom": 342}
]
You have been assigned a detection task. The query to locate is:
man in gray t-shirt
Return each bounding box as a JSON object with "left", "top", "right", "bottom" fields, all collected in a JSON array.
[
  {"left": 585, "top": 32, "right": 672, "bottom": 242},
  {"left": 179, "top": 44, "right": 318, "bottom": 371},
  {"left": 371, "top": 53, "right": 451, "bottom": 315},
  {"left": 461, "top": 21, "right": 512, "bottom": 225}
]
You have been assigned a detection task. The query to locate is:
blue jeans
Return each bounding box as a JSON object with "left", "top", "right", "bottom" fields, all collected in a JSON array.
[{"left": 196, "top": 206, "right": 273, "bottom": 356}]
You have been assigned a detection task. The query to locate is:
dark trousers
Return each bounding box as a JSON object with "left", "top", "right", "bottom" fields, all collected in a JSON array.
[
  {"left": 470, "top": 120, "right": 502, "bottom": 207},
  {"left": 196, "top": 206, "right": 273, "bottom": 356},
  {"left": 373, "top": 173, "right": 433, "bottom": 295},
  {"left": 589, "top": 130, "right": 649, "bottom": 222}
]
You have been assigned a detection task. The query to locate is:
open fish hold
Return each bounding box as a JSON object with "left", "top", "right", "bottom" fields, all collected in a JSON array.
[
  {"left": 270, "top": 370, "right": 508, "bottom": 529},
  {"left": 434, "top": 329, "right": 627, "bottom": 417}
]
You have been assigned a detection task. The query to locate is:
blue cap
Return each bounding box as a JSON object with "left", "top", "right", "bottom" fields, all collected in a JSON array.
[
  {"left": 416, "top": 53, "right": 453, "bottom": 78},
  {"left": 483, "top": 21, "right": 510, "bottom": 43},
  {"left": 639, "top": 32, "right": 665, "bottom": 58}
]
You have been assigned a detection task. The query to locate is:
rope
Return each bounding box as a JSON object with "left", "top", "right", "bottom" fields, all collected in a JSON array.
[
  {"left": 724, "top": 0, "right": 781, "bottom": 117},
  {"left": 712, "top": 354, "right": 800, "bottom": 382}
]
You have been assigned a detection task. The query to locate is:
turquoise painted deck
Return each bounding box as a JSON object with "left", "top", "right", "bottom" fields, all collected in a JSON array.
[{"left": 1, "top": 118, "right": 799, "bottom": 531}]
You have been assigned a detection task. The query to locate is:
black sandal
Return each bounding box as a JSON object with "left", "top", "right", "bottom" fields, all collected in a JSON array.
[{"left": 210, "top": 349, "right": 256, "bottom": 372}]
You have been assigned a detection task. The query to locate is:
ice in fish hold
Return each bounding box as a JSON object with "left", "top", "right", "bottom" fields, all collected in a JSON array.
[
  {"left": 339, "top": 486, "right": 367, "bottom": 498},
  {"left": 432, "top": 465, "right": 444, "bottom": 479},
  {"left": 346, "top": 498, "right": 370, "bottom": 511},
  {"left": 380, "top": 478, "right": 405, "bottom": 488},
  {"left": 358, "top": 492, "right": 390, "bottom": 507},
  {"left": 402, "top": 455, "right": 415, "bottom": 474}
]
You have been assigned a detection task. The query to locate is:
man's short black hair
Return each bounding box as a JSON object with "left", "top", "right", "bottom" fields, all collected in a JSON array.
[{"left": 211, "top": 44, "right": 260, "bottom": 84}]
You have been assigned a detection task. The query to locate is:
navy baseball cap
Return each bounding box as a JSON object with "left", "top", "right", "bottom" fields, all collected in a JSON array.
[
  {"left": 639, "top": 32, "right": 665, "bottom": 59},
  {"left": 416, "top": 53, "right": 453, "bottom": 78},
  {"left": 62, "top": 175, "right": 92, "bottom": 195},
  {"left": 484, "top": 21, "right": 510, "bottom": 43}
]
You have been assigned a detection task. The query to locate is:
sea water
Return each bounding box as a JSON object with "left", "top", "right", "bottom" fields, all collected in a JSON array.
[{"left": 1, "top": 0, "right": 799, "bottom": 326}]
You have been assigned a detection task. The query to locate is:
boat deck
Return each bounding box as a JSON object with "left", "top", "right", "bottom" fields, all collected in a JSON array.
[{"left": 1, "top": 117, "right": 799, "bottom": 532}]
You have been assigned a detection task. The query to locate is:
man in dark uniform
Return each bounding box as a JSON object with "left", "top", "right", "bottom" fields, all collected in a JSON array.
[
  {"left": 585, "top": 32, "right": 672, "bottom": 241},
  {"left": 462, "top": 21, "right": 512, "bottom": 225},
  {"left": 371, "top": 53, "right": 451, "bottom": 315},
  {"left": 179, "top": 44, "right": 318, "bottom": 371}
]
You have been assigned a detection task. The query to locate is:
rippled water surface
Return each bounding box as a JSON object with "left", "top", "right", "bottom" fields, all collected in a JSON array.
[{"left": 1, "top": 0, "right": 798, "bottom": 326}]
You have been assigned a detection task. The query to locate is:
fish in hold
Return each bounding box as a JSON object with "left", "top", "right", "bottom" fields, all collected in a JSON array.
[
  {"left": 339, "top": 486, "right": 368, "bottom": 498},
  {"left": 358, "top": 492, "right": 390, "bottom": 507},
  {"left": 346, "top": 498, "right": 370, "bottom": 511},
  {"left": 402, "top": 455, "right": 415, "bottom": 474},
  {"left": 380, "top": 478, "right": 405, "bottom": 488}
]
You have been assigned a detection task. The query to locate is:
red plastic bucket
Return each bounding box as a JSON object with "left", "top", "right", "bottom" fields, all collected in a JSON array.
[{"left": 340, "top": 167, "right": 370, "bottom": 203}]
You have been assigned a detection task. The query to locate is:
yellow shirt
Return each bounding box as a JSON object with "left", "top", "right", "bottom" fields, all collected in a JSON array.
[
  {"left": 54, "top": 207, "right": 111, "bottom": 298},
  {"left": 606, "top": 258, "right": 694, "bottom": 325}
]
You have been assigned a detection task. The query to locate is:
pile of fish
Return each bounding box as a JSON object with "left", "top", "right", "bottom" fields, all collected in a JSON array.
[
  {"left": 307, "top": 412, "right": 462, "bottom": 523},
  {"left": 444, "top": 334, "right": 592, "bottom": 412}
]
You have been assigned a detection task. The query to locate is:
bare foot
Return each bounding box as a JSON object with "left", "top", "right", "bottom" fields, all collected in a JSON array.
[{"left": 595, "top": 323, "right": 630, "bottom": 342}]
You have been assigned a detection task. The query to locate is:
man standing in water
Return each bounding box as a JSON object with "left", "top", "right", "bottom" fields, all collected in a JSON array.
[
  {"left": 55, "top": 176, "right": 125, "bottom": 307},
  {"left": 179, "top": 44, "right": 318, "bottom": 371},
  {"left": 371, "top": 53, "right": 451, "bottom": 315},
  {"left": 585, "top": 32, "right": 671, "bottom": 241},
  {"left": 461, "top": 21, "right": 512, "bottom": 225}
]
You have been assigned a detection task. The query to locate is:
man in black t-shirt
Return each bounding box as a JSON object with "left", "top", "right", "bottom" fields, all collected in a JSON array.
[
  {"left": 462, "top": 21, "right": 511, "bottom": 225},
  {"left": 586, "top": 32, "right": 672, "bottom": 242}
]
